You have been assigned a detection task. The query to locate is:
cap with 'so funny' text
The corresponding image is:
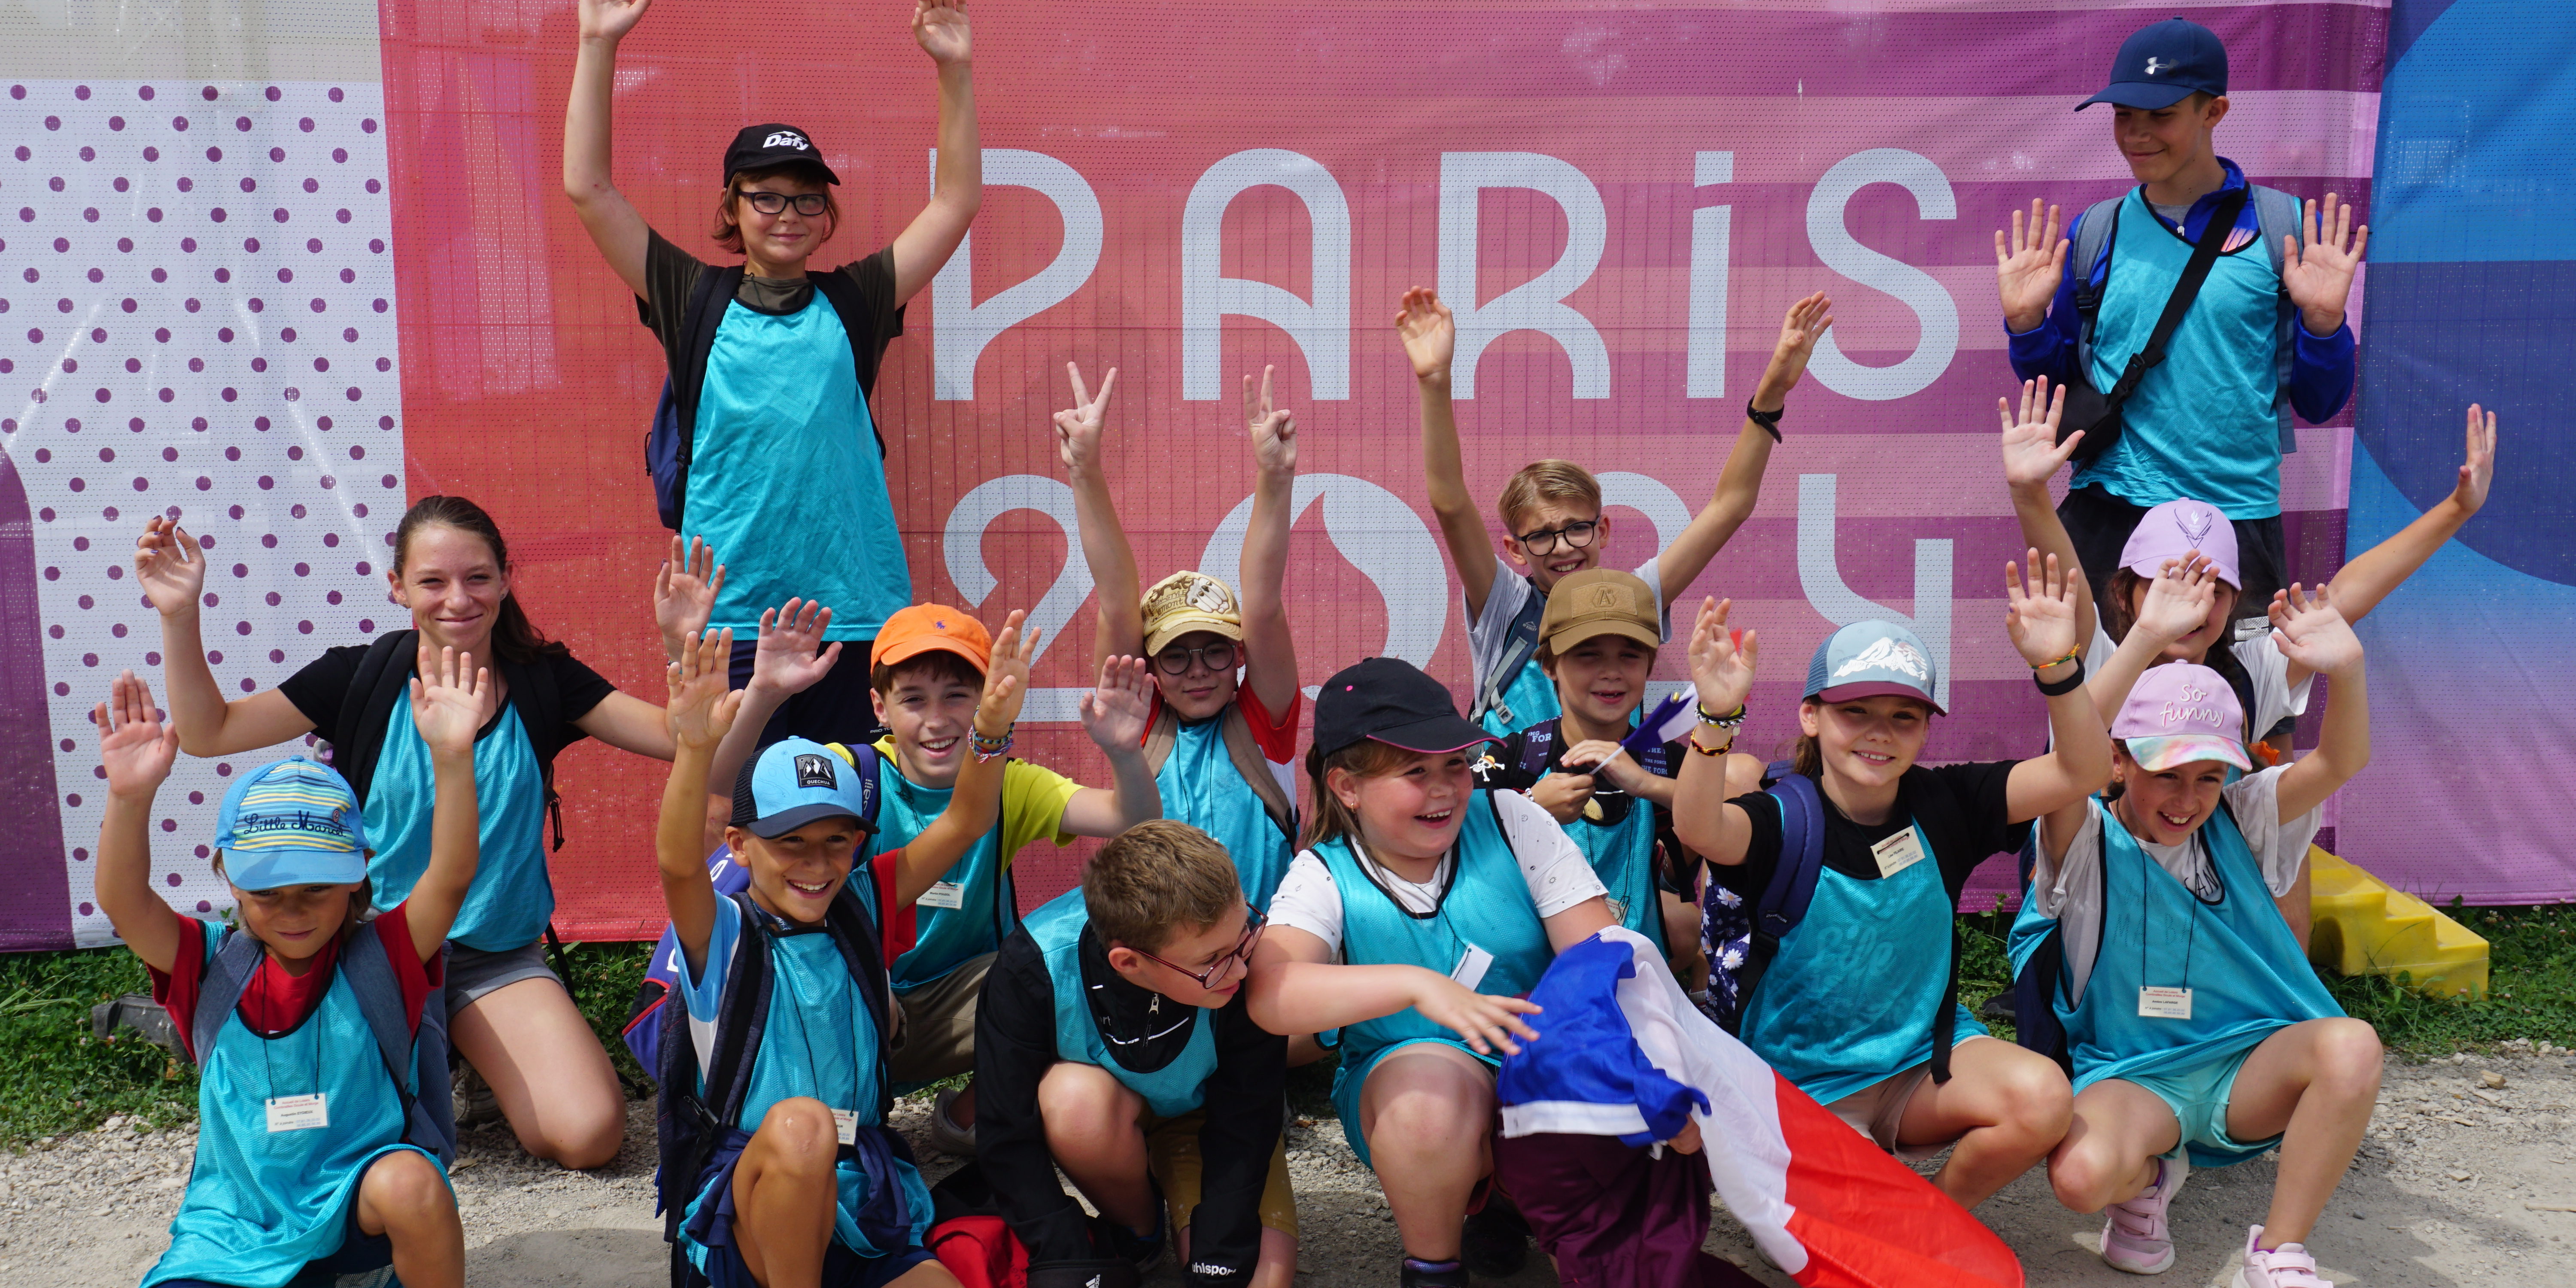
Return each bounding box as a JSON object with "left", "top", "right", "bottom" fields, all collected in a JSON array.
[{"left": 2113, "top": 662, "right": 2253, "bottom": 772}]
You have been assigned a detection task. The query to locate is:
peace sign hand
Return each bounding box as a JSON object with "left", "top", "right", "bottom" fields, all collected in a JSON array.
[
  {"left": 1052, "top": 361, "right": 1118, "bottom": 476},
  {"left": 1999, "top": 376, "right": 2079, "bottom": 490},
  {"left": 2284, "top": 194, "right": 2368, "bottom": 336},
  {"left": 1245, "top": 365, "right": 1297, "bottom": 477},
  {"left": 1995, "top": 199, "right": 2068, "bottom": 334}
]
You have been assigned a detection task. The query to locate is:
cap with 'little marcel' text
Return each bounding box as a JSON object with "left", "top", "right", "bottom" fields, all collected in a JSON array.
[
  {"left": 2079, "top": 17, "right": 2228, "bottom": 112},
  {"left": 723, "top": 124, "right": 842, "bottom": 185},
  {"left": 212, "top": 757, "right": 368, "bottom": 891}
]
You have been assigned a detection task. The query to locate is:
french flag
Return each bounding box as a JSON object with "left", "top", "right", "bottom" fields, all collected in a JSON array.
[{"left": 1499, "top": 928, "right": 2023, "bottom": 1288}]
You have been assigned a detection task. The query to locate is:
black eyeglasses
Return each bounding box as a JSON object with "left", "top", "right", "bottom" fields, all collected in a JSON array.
[
  {"left": 1153, "top": 641, "right": 1240, "bottom": 675},
  {"left": 1133, "top": 909, "right": 1266, "bottom": 990},
  {"left": 739, "top": 190, "right": 829, "bottom": 216},
  {"left": 1514, "top": 519, "right": 1600, "bottom": 556}
]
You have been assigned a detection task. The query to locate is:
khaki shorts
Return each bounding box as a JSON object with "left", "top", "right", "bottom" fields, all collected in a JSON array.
[
  {"left": 1823, "top": 1034, "right": 1994, "bottom": 1162},
  {"left": 889, "top": 951, "right": 994, "bottom": 1085},
  {"left": 1142, "top": 1110, "right": 1299, "bottom": 1241}
]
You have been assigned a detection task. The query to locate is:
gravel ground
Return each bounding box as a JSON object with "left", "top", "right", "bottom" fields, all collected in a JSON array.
[{"left": 5, "top": 1045, "right": 2573, "bottom": 1286}]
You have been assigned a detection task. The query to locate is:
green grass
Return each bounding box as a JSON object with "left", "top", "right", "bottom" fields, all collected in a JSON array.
[{"left": 5, "top": 904, "right": 2570, "bottom": 1148}]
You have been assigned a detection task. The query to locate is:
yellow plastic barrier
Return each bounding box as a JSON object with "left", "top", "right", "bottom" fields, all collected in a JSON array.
[{"left": 2306, "top": 847, "right": 2489, "bottom": 1000}]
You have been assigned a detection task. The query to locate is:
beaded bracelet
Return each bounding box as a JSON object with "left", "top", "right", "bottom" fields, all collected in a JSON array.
[
  {"left": 970, "top": 726, "right": 1015, "bottom": 763},
  {"left": 1688, "top": 726, "right": 1737, "bottom": 757},
  {"left": 1696, "top": 702, "right": 1748, "bottom": 728},
  {"left": 2028, "top": 649, "right": 2081, "bottom": 673}
]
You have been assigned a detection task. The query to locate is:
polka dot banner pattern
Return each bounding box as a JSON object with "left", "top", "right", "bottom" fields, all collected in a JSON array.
[{"left": 1, "top": 80, "right": 403, "bottom": 948}]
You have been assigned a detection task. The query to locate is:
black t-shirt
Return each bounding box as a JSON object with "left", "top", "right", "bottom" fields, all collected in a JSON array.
[
  {"left": 975, "top": 921, "right": 1284, "bottom": 1274},
  {"left": 1712, "top": 761, "right": 2031, "bottom": 905},
  {"left": 276, "top": 643, "right": 617, "bottom": 770},
  {"left": 637, "top": 231, "right": 904, "bottom": 396}
]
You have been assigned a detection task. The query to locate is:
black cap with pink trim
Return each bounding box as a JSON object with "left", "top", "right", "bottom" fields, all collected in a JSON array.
[{"left": 1314, "top": 657, "right": 1495, "bottom": 760}]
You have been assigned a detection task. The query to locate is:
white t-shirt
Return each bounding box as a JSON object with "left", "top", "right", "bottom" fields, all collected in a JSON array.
[
  {"left": 2088, "top": 623, "right": 2313, "bottom": 742},
  {"left": 2027, "top": 766, "right": 2321, "bottom": 1005},
  {"left": 1469, "top": 554, "right": 1668, "bottom": 698},
  {"left": 1267, "top": 789, "right": 1607, "bottom": 954}
]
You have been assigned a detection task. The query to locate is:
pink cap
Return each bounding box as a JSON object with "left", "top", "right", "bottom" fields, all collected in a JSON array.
[
  {"left": 2119, "top": 498, "right": 2240, "bottom": 590},
  {"left": 2113, "top": 663, "right": 2252, "bottom": 772}
]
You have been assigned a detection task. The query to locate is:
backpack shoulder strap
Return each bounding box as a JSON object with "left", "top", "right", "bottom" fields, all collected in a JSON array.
[
  {"left": 2070, "top": 194, "right": 2128, "bottom": 320},
  {"left": 1473, "top": 582, "right": 1548, "bottom": 725},
  {"left": 808, "top": 271, "right": 891, "bottom": 461},
  {"left": 1756, "top": 772, "right": 1828, "bottom": 940},
  {"left": 702, "top": 892, "right": 778, "bottom": 1133},
  {"left": 1515, "top": 720, "right": 1558, "bottom": 778},
  {"left": 189, "top": 927, "right": 268, "bottom": 1068},
  {"left": 2248, "top": 183, "right": 2306, "bottom": 452},
  {"left": 340, "top": 926, "right": 454, "bottom": 1160},
  {"left": 332, "top": 630, "right": 419, "bottom": 806},
  {"left": 823, "top": 884, "right": 899, "bottom": 1120},
  {"left": 667, "top": 264, "right": 746, "bottom": 517},
  {"left": 1141, "top": 703, "right": 1182, "bottom": 778},
  {"left": 1217, "top": 703, "right": 1297, "bottom": 838}
]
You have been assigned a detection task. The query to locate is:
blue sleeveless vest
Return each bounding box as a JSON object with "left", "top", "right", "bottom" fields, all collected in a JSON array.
[
  {"left": 1531, "top": 746, "right": 1665, "bottom": 951},
  {"left": 1024, "top": 891, "right": 1223, "bottom": 1118},
  {"left": 365, "top": 700, "right": 550, "bottom": 952},
  {"left": 872, "top": 766, "right": 1015, "bottom": 995},
  {"left": 1154, "top": 710, "right": 1295, "bottom": 910}
]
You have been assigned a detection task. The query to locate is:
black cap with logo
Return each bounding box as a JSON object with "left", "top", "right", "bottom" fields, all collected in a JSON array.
[
  {"left": 1313, "top": 657, "right": 1495, "bottom": 761},
  {"left": 723, "top": 123, "right": 841, "bottom": 185}
]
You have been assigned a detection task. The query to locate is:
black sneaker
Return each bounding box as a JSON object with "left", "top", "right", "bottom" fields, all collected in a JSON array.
[
  {"left": 1460, "top": 1197, "right": 1531, "bottom": 1278},
  {"left": 1399, "top": 1258, "right": 1471, "bottom": 1288}
]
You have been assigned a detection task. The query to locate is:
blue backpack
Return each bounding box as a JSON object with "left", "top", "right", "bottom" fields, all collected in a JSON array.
[
  {"left": 622, "top": 742, "right": 884, "bottom": 1071},
  {"left": 1697, "top": 762, "right": 1826, "bottom": 1034}
]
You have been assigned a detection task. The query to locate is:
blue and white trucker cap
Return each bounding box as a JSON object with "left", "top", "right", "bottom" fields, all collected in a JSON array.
[
  {"left": 1804, "top": 620, "right": 1944, "bottom": 715},
  {"left": 212, "top": 757, "right": 369, "bottom": 890},
  {"left": 730, "top": 738, "right": 876, "bottom": 839}
]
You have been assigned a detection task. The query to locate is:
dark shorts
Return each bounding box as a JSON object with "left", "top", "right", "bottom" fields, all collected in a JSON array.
[
  {"left": 2058, "top": 484, "right": 2286, "bottom": 618},
  {"left": 702, "top": 1238, "right": 937, "bottom": 1288},
  {"left": 729, "top": 636, "right": 886, "bottom": 751},
  {"left": 157, "top": 1208, "right": 393, "bottom": 1287}
]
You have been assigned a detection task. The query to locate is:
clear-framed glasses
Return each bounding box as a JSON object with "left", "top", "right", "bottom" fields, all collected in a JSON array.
[
  {"left": 1153, "top": 641, "right": 1240, "bottom": 676},
  {"left": 1514, "top": 518, "right": 1600, "bottom": 556},
  {"left": 1133, "top": 908, "right": 1267, "bottom": 990},
  {"left": 739, "top": 190, "right": 829, "bottom": 216}
]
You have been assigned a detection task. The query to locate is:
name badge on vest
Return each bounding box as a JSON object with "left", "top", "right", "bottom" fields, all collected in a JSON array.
[
  {"left": 830, "top": 1107, "right": 859, "bottom": 1147},
  {"left": 265, "top": 1093, "right": 329, "bottom": 1133},
  {"left": 2138, "top": 986, "right": 2194, "bottom": 1020},
  {"left": 919, "top": 881, "right": 967, "bottom": 911},
  {"left": 1451, "top": 943, "right": 1495, "bottom": 992},
  {"left": 1871, "top": 827, "right": 1928, "bottom": 879}
]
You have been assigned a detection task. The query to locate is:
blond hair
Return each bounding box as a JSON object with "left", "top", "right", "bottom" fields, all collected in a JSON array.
[
  {"left": 1497, "top": 459, "right": 1602, "bottom": 535},
  {"left": 1297, "top": 738, "right": 1424, "bottom": 851},
  {"left": 1084, "top": 821, "right": 1245, "bottom": 953}
]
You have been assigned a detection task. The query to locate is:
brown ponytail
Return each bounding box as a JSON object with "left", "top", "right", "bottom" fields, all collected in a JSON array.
[{"left": 392, "top": 495, "right": 568, "bottom": 665}]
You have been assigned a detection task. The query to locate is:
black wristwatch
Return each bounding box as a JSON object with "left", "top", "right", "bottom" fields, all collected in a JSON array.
[{"left": 1744, "top": 399, "right": 1784, "bottom": 442}]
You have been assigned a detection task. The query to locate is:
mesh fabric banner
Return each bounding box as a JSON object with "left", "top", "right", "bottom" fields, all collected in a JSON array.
[{"left": 2, "top": 1, "right": 2391, "bottom": 948}]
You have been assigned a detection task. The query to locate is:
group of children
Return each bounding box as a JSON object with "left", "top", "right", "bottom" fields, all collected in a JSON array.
[{"left": 85, "top": 5, "right": 2513, "bottom": 1288}]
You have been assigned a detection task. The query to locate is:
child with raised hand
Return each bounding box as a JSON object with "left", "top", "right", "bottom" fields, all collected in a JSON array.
[
  {"left": 1668, "top": 562, "right": 2111, "bottom": 1211},
  {"left": 97, "top": 649, "right": 487, "bottom": 1288},
  {"left": 2015, "top": 585, "right": 2377, "bottom": 1287},
  {"left": 1399, "top": 287, "right": 1830, "bottom": 736},
  {"left": 649, "top": 616, "right": 1042, "bottom": 1288},
  {"left": 1247, "top": 659, "right": 1616, "bottom": 1288},
  {"left": 975, "top": 820, "right": 1297, "bottom": 1288},
  {"left": 564, "top": 0, "right": 981, "bottom": 746},
  {"left": 1057, "top": 360, "right": 1304, "bottom": 908}
]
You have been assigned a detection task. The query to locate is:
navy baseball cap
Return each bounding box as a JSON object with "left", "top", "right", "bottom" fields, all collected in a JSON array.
[
  {"left": 723, "top": 124, "right": 841, "bottom": 185},
  {"left": 1314, "top": 658, "right": 1493, "bottom": 761},
  {"left": 2079, "top": 18, "right": 2228, "bottom": 111},
  {"left": 731, "top": 738, "right": 875, "bottom": 839}
]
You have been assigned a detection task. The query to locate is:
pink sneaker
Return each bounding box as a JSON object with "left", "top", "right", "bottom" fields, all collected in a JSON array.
[
  {"left": 2099, "top": 1155, "right": 2187, "bottom": 1274},
  {"left": 2232, "top": 1226, "right": 2333, "bottom": 1288}
]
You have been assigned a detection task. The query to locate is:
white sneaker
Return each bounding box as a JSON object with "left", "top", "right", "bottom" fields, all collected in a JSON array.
[
  {"left": 2232, "top": 1225, "right": 2332, "bottom": 1288},
  {"left": 927, "top": 1086, "right": 977, "bottom": 1157}
]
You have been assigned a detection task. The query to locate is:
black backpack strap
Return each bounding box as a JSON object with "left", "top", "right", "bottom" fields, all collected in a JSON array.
[
  {"left": 497, "top": 652, "right": 568, "bottom": 853},
  {"left": 1516, "top": 721, "right": 1558, "bottom": 778},
  {"left": 2096, "top": 185, "right": 2252, "bottom": 412},
  {"left": 666, "top": 264, "right": 746, "bottom": 521},
  {"left": 808, "top": 271, "right": 891, "bottom": 460},
  {"left": 189, "top": 927, "right": 269, "bottom": 1067},
  {"left": 331, "top": 630, "right": 420, "bottom": 805}
]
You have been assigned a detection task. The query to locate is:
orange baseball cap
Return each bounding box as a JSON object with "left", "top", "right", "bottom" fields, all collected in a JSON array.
[{"left": 870, "top": 604, "right": 993, "bottom": 674}]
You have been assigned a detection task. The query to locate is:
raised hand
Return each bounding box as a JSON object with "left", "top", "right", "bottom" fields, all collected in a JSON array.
[
  {"left": 747, "top": 598, "right": 841, "bottom": 698},
  {"left": 1051, "top": 361, "right": 1118, "bottom": 476},
  {"left": 1752, "top": 292, "right": 1834, "bottom": 407},
  {"left": 2450, "top": 403, "right": 2497, "bottom": 515},
  {"left": 1411, "top": 974, "right": 1542, "bottom": 1057},
  {"left": 2130, "top": 553, "right": 2219, "bottom": 649},
  {"left": 1686, "top": 597, "right": 1759, "bottom": 718},
  {"left": 409, "top": 644, "right": 496, "bottom": 760},
  {"left": 1394, "top": 287, "right": 1456, "bottom": 382},
  {"left": 1998, "top": 376, "right": 2081, "bottom": 490},
  {"left": 2283, "top": 193, "right": 2368, "bottom": 336},
  {"left": 978, "top": 609, "right": 1036, "bottom": 734},
  {"left": 2268, "top": 583, "right": 2365, "bottom": 678},
  {"left": 912, "top": 0, "right": 972, "bottom": 65},
  {"left": 134, "top": 516, "right": 207, "bottom": 617},
  {"left": 1995, "top": 199, "right": 2068, "bottom": 334},
  {"left": 1079, "top": 654, "right": 1156, "bottom": 753},
  {"left": 576, "top": 0, "right": 653, "bottom": 43},
  {"left": 95, "top": 671, "right": 180, "bottom": 799},
  {"left": 653, "top": 535, "right": 725, "bottom": 653},
  {"left": 2004, "top": 549, "right": 2082, "bottom": 668},
  {"left": 1245, "top": 365, "right": 1297, "bottom": 477},
  {"left": 665, "top": 628, "right": 743, "bottom": 751}
]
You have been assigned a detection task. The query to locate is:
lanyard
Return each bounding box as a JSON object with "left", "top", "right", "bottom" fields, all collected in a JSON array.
[
  {"left": 2138, "top": 829, "right": 2202, "bottom": 993},
  {"left": 252, "top": 955, "right": 326, "bottom": 1101}
]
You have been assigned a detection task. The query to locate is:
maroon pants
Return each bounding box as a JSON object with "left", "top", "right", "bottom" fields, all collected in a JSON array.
[{"left": 1491, "top": 1132, "right": 1762, "bottom": 1288}]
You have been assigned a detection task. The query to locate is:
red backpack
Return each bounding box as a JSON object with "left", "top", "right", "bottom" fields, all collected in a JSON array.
[{"left": 927, "top": 1214, "right": 1029, "bottom": 1288}]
